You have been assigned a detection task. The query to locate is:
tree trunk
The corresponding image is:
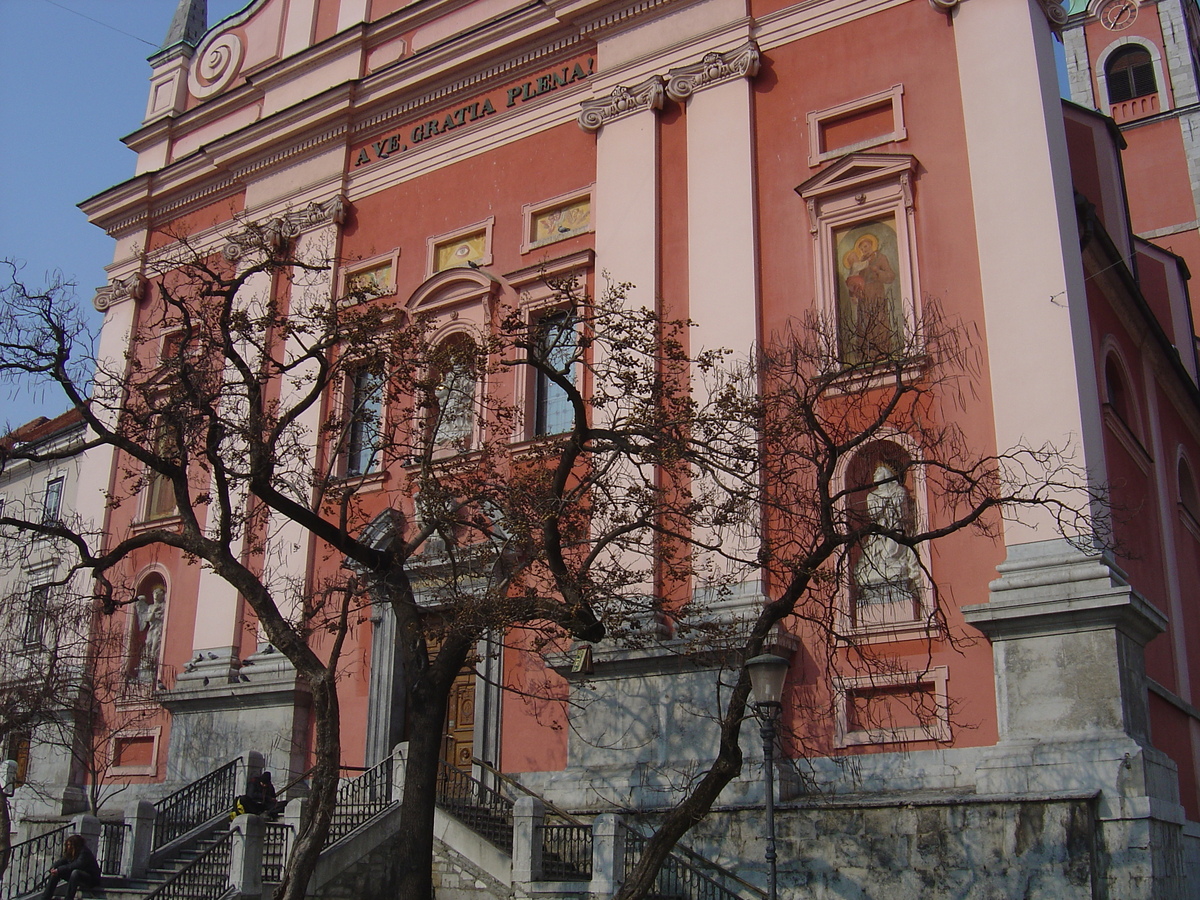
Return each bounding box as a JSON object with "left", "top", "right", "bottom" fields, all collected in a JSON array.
[
  {"left": 275, "top": 675, "right": 340, "bottom": 900},
  {"left": 393, "top": 634, "right": 473, "bottom": 899}
]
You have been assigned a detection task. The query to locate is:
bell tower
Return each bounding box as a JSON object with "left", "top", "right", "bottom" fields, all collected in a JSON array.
[{"left": 1062, "top": 0, "right": 1200, "bottom": 304}]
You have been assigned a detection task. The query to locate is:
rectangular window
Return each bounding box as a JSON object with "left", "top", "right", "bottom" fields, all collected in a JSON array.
[
  {"left": 346, "top": 370, "right": 383, "bottom": 476},
  {"left": 145, "top": 423, "right": 178, "bottom": 521},
  {"left": 23, "top": 585, "right": 47, "bottom": 646},
  {"left": 533, "top": 312, "right": 576, "bottom": 436},
  {"left": 41, "top": 476, "right": 64, "bottom": 525}
]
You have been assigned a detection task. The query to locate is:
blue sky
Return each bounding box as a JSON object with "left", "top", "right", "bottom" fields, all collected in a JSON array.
[
  {"left": 0, "top": 0, "right": 246, "bottom": 431},
  {"left": 0, "top": 1, "right": 1075, "bottom": 433}
]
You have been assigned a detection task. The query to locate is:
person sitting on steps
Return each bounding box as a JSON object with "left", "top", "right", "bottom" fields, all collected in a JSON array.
[
  {"left": 235, "top": 770, "right": 281, "bottom": 818},
  {"left": 39, "top": 834, "right": 102, "bottom": 900}
]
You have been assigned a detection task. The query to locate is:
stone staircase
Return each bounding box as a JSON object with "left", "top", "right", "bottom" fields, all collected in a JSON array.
[{"left": 3, "top": 750, "right": 761, "bottom": 900}]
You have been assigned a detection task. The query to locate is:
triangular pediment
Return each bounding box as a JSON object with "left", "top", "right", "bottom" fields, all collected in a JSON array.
[{"left": 795, "top": 153, "right": 918, "bottom": 200}]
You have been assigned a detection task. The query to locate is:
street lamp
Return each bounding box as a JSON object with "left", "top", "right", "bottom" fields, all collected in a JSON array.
[{"left": 746, "top": 653, "right": 790, "bottom": 900}]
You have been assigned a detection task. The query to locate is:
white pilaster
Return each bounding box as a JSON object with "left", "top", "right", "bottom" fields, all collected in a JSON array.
[
  {"left": 336, "top": 0, "right": 371, "bottom": 33},
  {"left": 593, "top": 108, "right": 660, "bottom": 310},
  {"left": 680, "top": 76, "right": 759, "bottom": 357},
  {"left": 953, "top": 0, "right": 1105, "bottom": 542},
  {"left": 281, "top": 0, "right": 318, "bottom": 58}
]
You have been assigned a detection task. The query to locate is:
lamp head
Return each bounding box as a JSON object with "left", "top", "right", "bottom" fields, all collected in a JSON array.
[{"left": 746, "top": 653, "right": 790, "bottom": 709}]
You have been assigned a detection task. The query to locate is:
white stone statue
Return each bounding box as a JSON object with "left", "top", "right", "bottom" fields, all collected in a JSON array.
[
  {"left": 433, "top": 361, "right": 475, "bottom": 444},
  {"left": 854, "top": 465, "right": 922, "bottom": 605},
  {"left": 133, "top": 586, "right": 166, "bottom": 679}
]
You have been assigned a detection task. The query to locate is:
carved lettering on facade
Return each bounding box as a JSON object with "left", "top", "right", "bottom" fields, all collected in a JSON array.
[
  {"left": 577, "top": 76, "right": 666, "bottom": 132},
  {"left": 665, "top": 41, "right": 761, "bottom": 102}
]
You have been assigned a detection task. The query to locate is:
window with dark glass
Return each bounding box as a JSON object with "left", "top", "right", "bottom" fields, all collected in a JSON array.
[
  {"left": 41, "top": 476, "right": 64, "bottom": 525},
  {"left": 4, "top": 732, "right": 30, "bottom": 785},
  {"left": 346, "top": 370, "right": 383, "bottom": 476},
  {"left": 533, "top": 312, "right": 576, "bottom": 437},
  {"left": 23, "top": 586, "right": 47, "bottom": 646},
  {"left": 1107, "top": 46, "right": 1156, "bottom": 103},
  {"left": 145, "top": 422, "right": 178, "bottom": 521}
]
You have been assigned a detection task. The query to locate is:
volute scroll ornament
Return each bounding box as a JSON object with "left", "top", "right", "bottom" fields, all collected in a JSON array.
[
  {"left": 578, "top": 76, "right": 666, "bottom": 132},
  {"left": 928, "top": 0, "right": 1069, "bottom": 26},
  {"left": 221, "top": 195, "right": 350, "bottom": 262},
  {"left": 92, "top": 273, "right": 148, "bottom": 312},
  {"left": 665, "top": 41, "right": 761, "bottom": 102}
]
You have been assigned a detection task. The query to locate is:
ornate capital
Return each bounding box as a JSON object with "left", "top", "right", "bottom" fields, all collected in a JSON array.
[
  {"left": 578, "top": 76, "right": 665, "bottom": 132},
  {"left": 92, "top": 273, "right": 147, "bottom": 312},
  {"left": 222, "top": 195, "right": 349, "bottom": 262},
  {"left": 665, "top": 41, "right": 761, "bottom": 102},
  {"left": 929, "top": 0, "right": 1068, "bottom": 27}
]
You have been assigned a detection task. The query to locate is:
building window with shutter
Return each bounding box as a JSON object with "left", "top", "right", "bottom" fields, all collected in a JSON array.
[{"left": 1106, "top": 46, "right": 1156, "bottom": 102}]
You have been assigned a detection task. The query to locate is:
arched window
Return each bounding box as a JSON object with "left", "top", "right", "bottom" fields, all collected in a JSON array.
[
  {"left": 1104, "top": 354, "right": 1134, "bottom": 426},
  {"left": 1106, "top": 45, "right": 1157, "bottom": 103}
]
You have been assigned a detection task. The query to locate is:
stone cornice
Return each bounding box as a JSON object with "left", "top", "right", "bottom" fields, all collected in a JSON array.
[
  {"left": 665, "top": 40, "right": 760, "bottom": 101},
  {"left": 578, "top": 74, "right": 665, "bottom": 131}
]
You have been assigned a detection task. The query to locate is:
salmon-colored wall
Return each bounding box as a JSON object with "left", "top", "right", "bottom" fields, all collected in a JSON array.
[{"left": 753, "top": 1, "right": 1001, "bottom": 749}]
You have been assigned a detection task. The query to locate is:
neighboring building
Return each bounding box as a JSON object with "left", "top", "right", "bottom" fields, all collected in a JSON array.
[
  {"left": 0, "top": 409, "right": 91, "bottom": 823},
  {"left": 1062, "top": 0, "right": 1200, "bottom": 306},
  {"left": 68, "top": 0, "right": 1200, "bottom": 896}
]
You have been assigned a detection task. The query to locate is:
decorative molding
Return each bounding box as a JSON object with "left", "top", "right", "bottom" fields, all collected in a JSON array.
[
  {"left": 578, "top": 75, "right": 665, "bottom": 132},
  {"left": 221, "top": 195, "right": 349, "bottom": 261},
  {"left": 188, "top": 32, "right": 245, "bottom": 100},
  {"left": 665, "top": 41, "right": 761, "bottom": 101},
  {"left": 92, "top": 273, "right": 148, "bottom": 312}
]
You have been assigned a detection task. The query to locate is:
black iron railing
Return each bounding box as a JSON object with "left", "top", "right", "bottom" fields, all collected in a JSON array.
[
  {"left": 262, "top": 821, "right": 292, "bottom": 883},
  {"left": 154, "top": 758, "right": 242, "bottom": 850},
  {"left": 540, "top": 820, "right": 592, "bottom": 880},
  {"left": 99, "top": 821, "right": 130, "bottom": 875},
  {"left": 145, "top": 829, "right": 233, "bottom": 900},
  {"left": 325, "top": 757, "right": 394, "bottom": 846},
  {"left": 624, "top": 832, "right": 749, "bottom": 900},
  {"left": 435, "top": 759, "right": 514, "bottom": 853},
  {"left": 0, "top": 822, "right": 69, "bottom": 900}
]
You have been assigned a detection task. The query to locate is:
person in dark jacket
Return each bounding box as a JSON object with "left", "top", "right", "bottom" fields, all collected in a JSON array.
[
  {"left": 39, "top": 833, "right": 101, "bottom": 900},
  {"left": 236, "top": 770, "right": 280, "bottom": 817}
]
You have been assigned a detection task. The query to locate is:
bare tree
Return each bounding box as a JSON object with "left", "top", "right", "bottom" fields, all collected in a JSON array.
[
  {"left": 0, "top": 236, "right": 1094, "bottom": 900},
  {"left": 612, "top": 307, "right": 1098, "bottom": 900},
  {"left": 0, "top": 543, "right": 94, "bottom": 877}
]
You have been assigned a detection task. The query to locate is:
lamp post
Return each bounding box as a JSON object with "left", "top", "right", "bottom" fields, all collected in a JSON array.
[{"left": 746, "top": 653, "right": 790, "bottom": 900}]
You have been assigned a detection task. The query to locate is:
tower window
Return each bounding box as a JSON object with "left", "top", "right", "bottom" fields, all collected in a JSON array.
[{"left": 1106, "top": 46, "right": 1156, "bottom": 103}]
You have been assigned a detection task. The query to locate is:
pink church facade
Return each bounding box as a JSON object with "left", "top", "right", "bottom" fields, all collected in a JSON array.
[{"left": 65, "top": 0, "right": 1200, "bottom": 895}]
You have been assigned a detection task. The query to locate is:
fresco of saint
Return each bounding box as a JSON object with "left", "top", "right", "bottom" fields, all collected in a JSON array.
[{"left": 834, "top": 218, "right": 903, "bottom": 364}]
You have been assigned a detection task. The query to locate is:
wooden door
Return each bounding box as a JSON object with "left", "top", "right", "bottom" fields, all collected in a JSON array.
[{"left": 441, "top": 666, "right": 476, "bottom": 769}]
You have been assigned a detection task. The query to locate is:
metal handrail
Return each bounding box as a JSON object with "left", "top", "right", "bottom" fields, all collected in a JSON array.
[
  {"left": 153, "top": 757, "right": 243, "bottom": 849},
  {"left": 145, "top": 829, "right": 234, "bottom": 900},
  {"left": 325, "top": 754, "right": 394, "bottom": 846},
  {"left": 471, "top": 757, "right": 588, "bottom": 826},
  {"left": 436, "top": 759, "right": 514, "bottom": 853},
  {"left": 539, "top": 821, "right": 592, "bottom": 880},
  {"left": 473, "top": 756, "right": 764, "bottom": 899},
  {"left": 262, "top": 821, "right": 292, "bottom": 883},
  {"left": 0, "top": 822, "right": 70, "bottom": 900},
  {"left": 99, "top": 821, "right": 130, "bottom": 875},
  {"left": 625, "top": 831, "right": 755, "bottom": 900}
]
